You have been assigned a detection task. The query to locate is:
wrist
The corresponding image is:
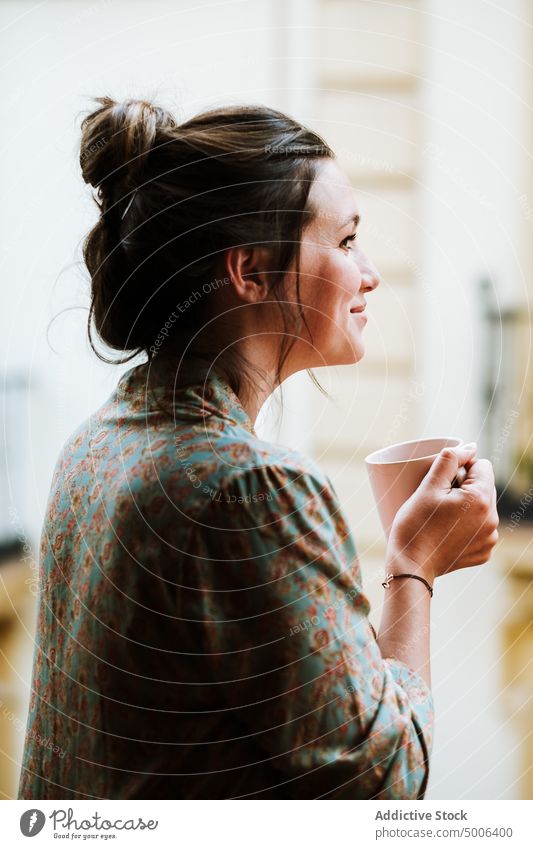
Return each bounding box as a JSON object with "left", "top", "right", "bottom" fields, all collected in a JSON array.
[{"left": 385, "top": 548, "right": 435, "bottom": 587}]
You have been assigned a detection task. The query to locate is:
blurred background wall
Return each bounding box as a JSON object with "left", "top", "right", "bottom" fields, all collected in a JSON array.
[{"left": 0, "top": 0, "right": 531, "bottom": 799}]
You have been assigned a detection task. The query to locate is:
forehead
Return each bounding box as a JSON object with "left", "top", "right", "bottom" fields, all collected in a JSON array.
[{"left": 308, "top": 159, "right": 359, "bottom": 227}]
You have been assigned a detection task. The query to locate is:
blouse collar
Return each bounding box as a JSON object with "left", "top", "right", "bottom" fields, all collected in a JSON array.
[{"left": 116, "top": 355, "right": 257, "bottom": 437}]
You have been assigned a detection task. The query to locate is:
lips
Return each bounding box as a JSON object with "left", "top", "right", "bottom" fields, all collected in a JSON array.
[{"left": 350, "top": 304, "right": 366, "bottom": 313}]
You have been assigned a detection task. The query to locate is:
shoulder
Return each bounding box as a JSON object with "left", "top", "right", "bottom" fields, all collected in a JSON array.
[
  {"left": 203, "top": 430, "right": 334, "bottom": 508},
  {"left": 198, "top": 433, "right": 348, "bottom": 543},
  {"left": 194, "top": 435, "right": 361, "bottom": 598}
]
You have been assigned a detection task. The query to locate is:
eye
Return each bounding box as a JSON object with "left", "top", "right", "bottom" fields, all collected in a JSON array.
[{"left": 340, "top": 233, "right": 358, "bottom": 250}]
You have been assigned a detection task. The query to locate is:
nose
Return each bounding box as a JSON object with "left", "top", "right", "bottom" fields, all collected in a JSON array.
[{"left": 355, "top": 246, "right": 381, "bottom": 292}]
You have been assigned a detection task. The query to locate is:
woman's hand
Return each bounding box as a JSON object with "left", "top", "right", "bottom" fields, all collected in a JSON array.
[{"left": 387, "top": 444, "right": 500, "bottom": 582}]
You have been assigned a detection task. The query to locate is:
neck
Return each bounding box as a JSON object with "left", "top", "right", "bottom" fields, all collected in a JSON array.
[{"left": 224, "top": 340, "right": 282, "bottom": 425}]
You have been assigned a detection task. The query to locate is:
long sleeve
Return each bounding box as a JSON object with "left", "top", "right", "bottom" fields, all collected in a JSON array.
[{"left": 192, "top": 458, "right": 435, "bottom": 799}]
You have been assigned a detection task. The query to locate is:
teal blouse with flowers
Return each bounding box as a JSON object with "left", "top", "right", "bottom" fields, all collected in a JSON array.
[{"left": 18, "top": 356, "right": 434, "bottom": 800}]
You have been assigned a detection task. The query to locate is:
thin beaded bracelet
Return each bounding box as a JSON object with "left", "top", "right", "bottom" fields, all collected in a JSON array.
[{"left": 381, "top": 572, "right": 434, "bottom": 598}]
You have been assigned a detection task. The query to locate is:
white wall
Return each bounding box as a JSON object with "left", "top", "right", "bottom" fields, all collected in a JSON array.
[
  {"left": 419, "top": 0, "right": 529, "bottom": 800},
  {"left": 419, "top": 0, "right": 529, "bottom": 444}
]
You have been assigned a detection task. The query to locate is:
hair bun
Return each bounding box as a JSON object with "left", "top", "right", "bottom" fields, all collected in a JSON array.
[{"left": 79, "top": 96, "right": 177, "bottom": 198}]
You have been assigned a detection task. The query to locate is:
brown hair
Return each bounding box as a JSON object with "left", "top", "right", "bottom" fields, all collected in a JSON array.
[{"left": 79, "top": 96, "right": 334, "bottom": 398}]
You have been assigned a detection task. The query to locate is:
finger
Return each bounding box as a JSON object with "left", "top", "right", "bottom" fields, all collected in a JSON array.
[
  {"left": 473, "top": 510, "right": 499, "bottom": 536},
  {"left": 452, "top": 466, "right": 469, "bottom": 488},
  {"left": 459, "top": 514, "right": 499, "bottom": 547},
  {"left": 463, "top": 554, "right": 493, "bottom": 567},
  {"left": 492, "top": 485, "right": 499, "bottom": 519},
  {"left": 454, "top": 547, "right": 497, "bottom": 568},
  {"left": 427, "top": 443, "right": 478, "bottom": 488},
  {"left": 488, "top": 527, "right": 499, "bottom": 544},
  {"left": 463, "top": 525, "right": 499, "bottom": 556},
  {"left": 452, "top": 452, "right": 480, "bottom": 488},
  {"left": 462, "top": 457, "right": 496, "bottom": 491},
  {"left": 469, "top": 545, "right": 498, "bottom": 564},
  {"left": 467, "top": 535, "right": 499, "bottom": 559},
  {"left": 450, "top": 442, "right": 479, "bottom": 465},
  {"left": 484, "top": 485, "right": 499, "bottom": 528}
]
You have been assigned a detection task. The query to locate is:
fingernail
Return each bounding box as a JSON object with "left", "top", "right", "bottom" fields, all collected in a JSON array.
[{"left": 462, "top": 441, "right": 477, "bottom": 450}]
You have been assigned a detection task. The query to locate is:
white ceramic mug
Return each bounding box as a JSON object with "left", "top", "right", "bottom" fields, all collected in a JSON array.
[{"left": 365, "top": 436, "right": 465, "bottom": 539}]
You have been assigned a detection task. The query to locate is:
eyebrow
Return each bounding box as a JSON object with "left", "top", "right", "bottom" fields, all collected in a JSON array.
[{"left": 339, "top": 213, "right": 361, "bottom": 230}]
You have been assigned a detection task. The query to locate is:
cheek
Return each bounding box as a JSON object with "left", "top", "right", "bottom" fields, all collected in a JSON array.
[{"left": 304, "top": 251, "right": 356, "bottom": 324}]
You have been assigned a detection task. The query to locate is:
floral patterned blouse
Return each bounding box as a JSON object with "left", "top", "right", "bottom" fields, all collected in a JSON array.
[{"left": 18, "top": 356, "right": 434, "bottom": 800}]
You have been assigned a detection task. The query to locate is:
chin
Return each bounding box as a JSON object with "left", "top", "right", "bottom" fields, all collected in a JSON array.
[{"left": 323, "top": 345, "right": 364, "bottom": 367}]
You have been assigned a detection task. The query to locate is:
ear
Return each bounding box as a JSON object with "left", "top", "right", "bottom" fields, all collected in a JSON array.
[{"left": 223, "top": 246, "right": 272, "bottom": 304}]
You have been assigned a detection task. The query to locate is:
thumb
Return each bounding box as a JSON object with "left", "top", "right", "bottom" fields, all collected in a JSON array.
[{"left": 424, "top": 442, "right": 477, "bottom": 488}]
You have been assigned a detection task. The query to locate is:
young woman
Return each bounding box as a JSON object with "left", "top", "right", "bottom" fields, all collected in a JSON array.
[{"left": 18, "top": 98, "right": 499, "bottom": 800}]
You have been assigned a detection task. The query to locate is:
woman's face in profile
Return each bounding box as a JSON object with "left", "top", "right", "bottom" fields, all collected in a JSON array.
[{"left": 291, "top": 159, "right": 381, "bottom": 369}]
